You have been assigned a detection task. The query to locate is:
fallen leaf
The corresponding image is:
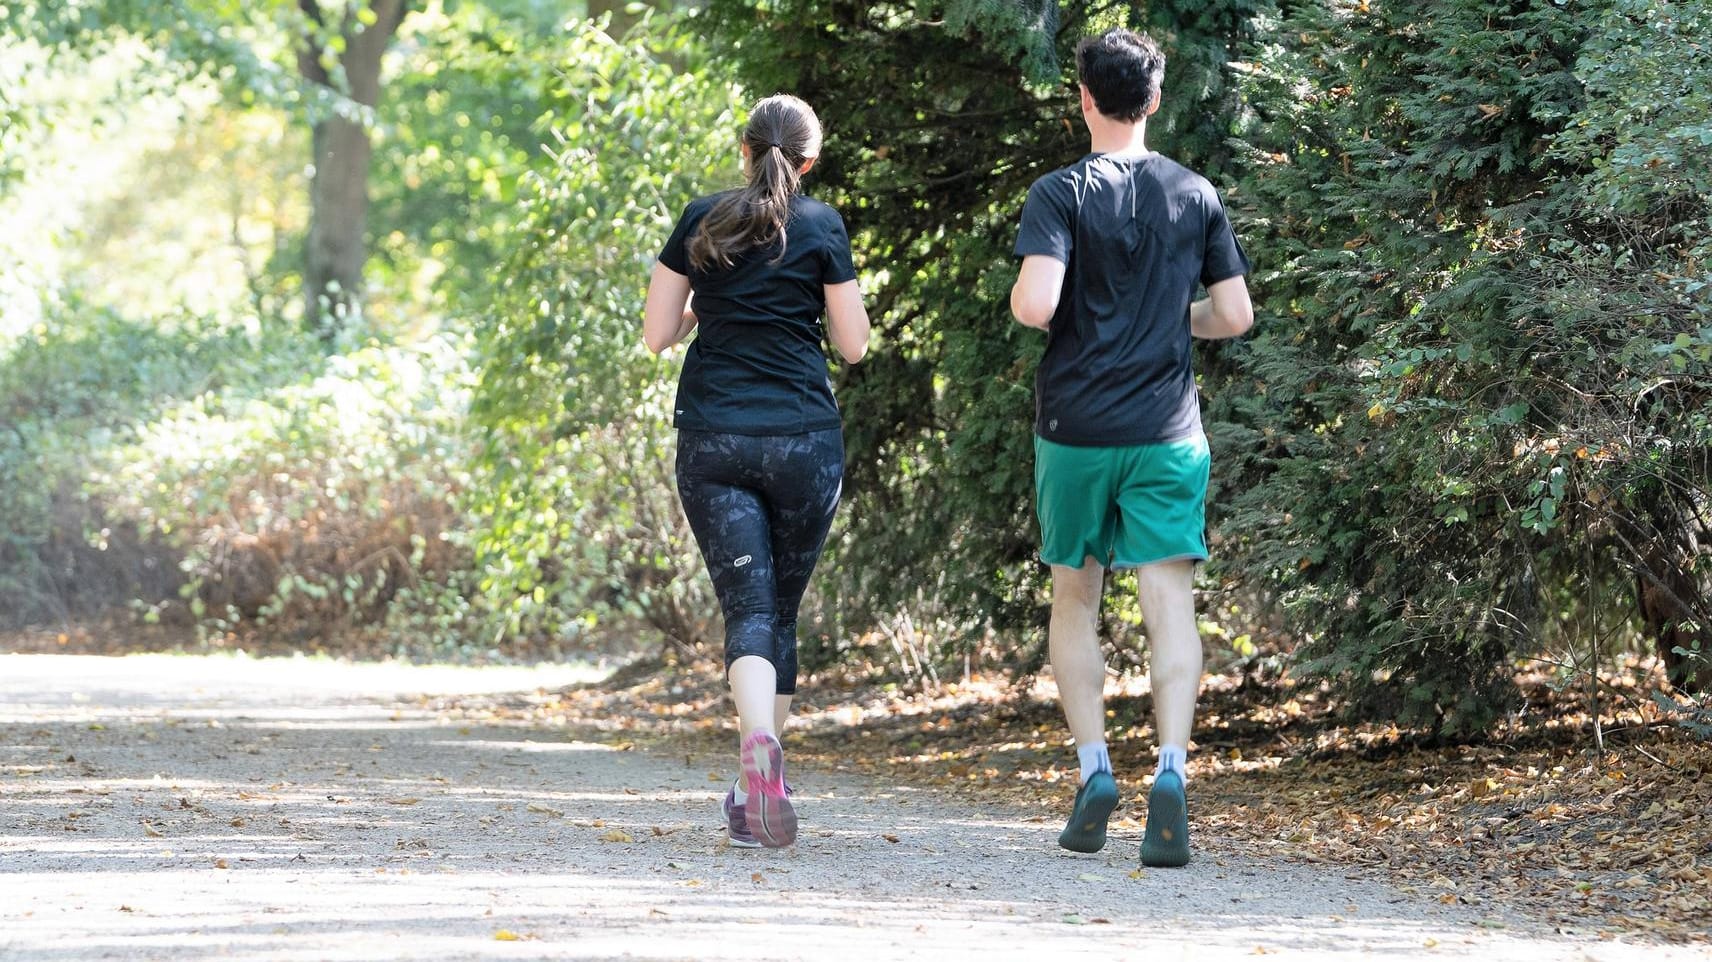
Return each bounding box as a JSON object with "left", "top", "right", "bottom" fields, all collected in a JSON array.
[
  {"left": 386, "top": 797, "right": 422, "bottom": 806},
  {"left": 882, "top": 833, "right": 900, "bottom": 843},
  {"left": 599, "top": 829, "right": 633, "bottom": 843},
  {"left": 493, "top": 930, "right": 519, "bottom": 941}
]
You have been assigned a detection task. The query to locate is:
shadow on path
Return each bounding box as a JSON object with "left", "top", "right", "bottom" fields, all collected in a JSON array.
[{"left": 0, "top": 655, "right": 1682, "bottom": 962}]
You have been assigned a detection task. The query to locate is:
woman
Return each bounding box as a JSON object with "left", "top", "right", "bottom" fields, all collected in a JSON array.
[{"left": 642, "top": 94, "right": 869, "bottom": 849}]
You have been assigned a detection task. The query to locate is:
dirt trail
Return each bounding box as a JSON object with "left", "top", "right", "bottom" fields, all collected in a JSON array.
[{"left": 0, "top": 654, "right": 1695, "bottom": 961}]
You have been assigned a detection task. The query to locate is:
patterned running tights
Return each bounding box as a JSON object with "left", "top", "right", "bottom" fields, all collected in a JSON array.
[{"left": 674, "top": 428, "right": 843, "bottom": 695}]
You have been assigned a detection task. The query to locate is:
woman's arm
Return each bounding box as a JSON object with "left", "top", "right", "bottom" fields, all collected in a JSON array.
[
  {"left": 643, "top": 262, "right": 696, "bottom": 354},
  {"left": 824, "top": 279, "right": 870, "bottom": 363}
]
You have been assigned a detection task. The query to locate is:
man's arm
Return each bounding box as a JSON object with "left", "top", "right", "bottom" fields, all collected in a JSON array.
[
  {"left": 1189, "top": 275, "right": 1253, "bottom": 340},
  {"left": 1011, "top": 255, "right": 1066, "bottom": 330}
]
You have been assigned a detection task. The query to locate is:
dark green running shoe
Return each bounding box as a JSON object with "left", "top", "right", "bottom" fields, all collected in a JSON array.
[
  {"left": 1058, "top": 770, "right": 1119, "bottom": 853},
  {"left": 1140, "top": 768, "right": 1191, "bottom": 867}
]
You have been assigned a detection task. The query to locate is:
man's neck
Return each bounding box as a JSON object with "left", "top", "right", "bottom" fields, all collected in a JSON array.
[{"left": 1087, "top": 117, "right": 1149, "bottom": 156}]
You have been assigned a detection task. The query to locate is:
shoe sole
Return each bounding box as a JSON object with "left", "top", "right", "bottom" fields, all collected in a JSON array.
[
  {"left": 1140, "top": 772, "right": 1190, "bottom": 867},
  {"left": 741, "top": 733, "right": 797, "bottom": 848},
  {"left": 1058, "top": 776, "right": 1119, "bottom": 853}
]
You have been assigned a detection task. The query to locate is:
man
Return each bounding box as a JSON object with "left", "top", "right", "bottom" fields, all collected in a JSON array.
[{"left": 1009, "top": 27, "right": 1253, "bottom": 868}]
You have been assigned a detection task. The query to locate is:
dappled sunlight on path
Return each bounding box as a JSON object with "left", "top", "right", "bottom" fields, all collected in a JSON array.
[{"left": 0, "top": 655, "right": 1692, "bottom": 961}]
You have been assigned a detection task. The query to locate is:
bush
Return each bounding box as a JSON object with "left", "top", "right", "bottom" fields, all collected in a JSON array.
[
  {"left": 0, "top": 300, "right": 293, "bottom": 628},
  {"left": 689, "top": 0, "right": 1254, "bottom": 679},
  {"left": 1204, "top": 0, "right": 1712, "bottom": 731},
  {"left": 466, "top": 18, "right": 745, "bottom": 653},
  {"left": 91, "top": 333, "right": 480, "bottom": 652}
]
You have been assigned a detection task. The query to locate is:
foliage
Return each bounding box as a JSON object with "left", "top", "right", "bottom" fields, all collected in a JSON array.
[
  {"left": 3, "top": 9, "right": 746, "bottom": 660},
  {"left": 90, "top": 333, "right": 483, "bottom": 652},
  {"left": 686, "top": 0, "right": 1710, "bottom": 726},
  {"left": 2, "top": 0, "right": 554, "bottom": 338},
  {"left": 690, "top": 0, "right": 1256, "bottom": 674},
  {"left": 365, "top": 2, "right": 567, "bottom": 319},
  {"left": 7, "top": 0, "right": 1710, "bottom": 719},
  {"left": 0, "top": 37, "right": 29, "bottom": 194},
  {"left": 1205, "top": 0, "right": 1712, "bottom": 732},
  {"left": 465, "top": 17, "right": 744, "bottom": 649},
  {"left": 0, "top": 301, "right": 310, "bottom": 627}
]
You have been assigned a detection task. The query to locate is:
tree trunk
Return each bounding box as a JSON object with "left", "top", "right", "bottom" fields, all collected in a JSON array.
[{"left": 297, "top": 0, "right": 408, "bottom": 344}]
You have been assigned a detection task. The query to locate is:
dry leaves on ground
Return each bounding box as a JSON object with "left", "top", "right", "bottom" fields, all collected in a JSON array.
[{"left": 528, "top": 658, "right": 1711, "bottom": 944}]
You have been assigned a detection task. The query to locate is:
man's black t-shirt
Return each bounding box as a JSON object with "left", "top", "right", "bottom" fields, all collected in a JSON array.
[
  {"left": 658, "top": 191, "right": 858, "bottom": 436},
  {"left": 1015, "top": 152, "right": 1250, "bottom": 446}
]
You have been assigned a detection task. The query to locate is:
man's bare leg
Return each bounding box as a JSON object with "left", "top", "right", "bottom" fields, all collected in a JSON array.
[
  {"left": 1051, "top": 559, "right": 1120, "bottom": 852},
  {"left": 1135, "top": 558, "right": 1201, "bottom": 866}
]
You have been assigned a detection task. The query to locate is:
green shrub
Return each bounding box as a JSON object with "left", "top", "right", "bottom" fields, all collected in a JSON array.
[
  {"left": 0, "top": 300, "right": 295, "bottom": 627},
  {"left": 90, "top": 333, "right": 483, "bottom": 651},
  {"left": 466, "top": 18, "right": 744, "bottom": 651},
  {"left": 1205, "top": 0, "right": 1712, "bottom": 731},
  {"left": 688, "top": 0, "right": 1252, "bottom": 679}
]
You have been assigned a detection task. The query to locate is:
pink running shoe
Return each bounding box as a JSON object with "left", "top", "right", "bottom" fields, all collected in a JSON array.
[
  {"left": 720, "top": 787, "right": 761, "bottom": 849},
  {"left": 739, "top": 731, "right": 797, "bottom": 848}
]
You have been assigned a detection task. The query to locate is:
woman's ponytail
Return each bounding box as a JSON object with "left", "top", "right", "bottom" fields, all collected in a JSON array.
[{"left": 689, "top": 95, "right": 822, "bottom": 271}]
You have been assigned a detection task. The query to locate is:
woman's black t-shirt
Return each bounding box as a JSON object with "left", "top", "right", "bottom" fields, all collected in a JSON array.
[{"left": 657, "top": 192, "right": 858, "bottom": 436}]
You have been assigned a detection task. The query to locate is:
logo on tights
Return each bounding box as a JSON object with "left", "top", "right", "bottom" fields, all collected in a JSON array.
[{"left": 733, "top": 555, "right": 753, "bottom": 567}]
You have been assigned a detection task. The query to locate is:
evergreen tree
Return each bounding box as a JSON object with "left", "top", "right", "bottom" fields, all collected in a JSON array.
[
  {"left": 692, "top": 0, "right": 1255, "bottom": 672},
  {"left": 1210, "top": 0, "right": 1712, "bottom": 730}
]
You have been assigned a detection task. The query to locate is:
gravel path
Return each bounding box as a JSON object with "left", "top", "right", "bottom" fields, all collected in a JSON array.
[{"left": 0, "top": 653, "right": 1697, "bottom": 961}]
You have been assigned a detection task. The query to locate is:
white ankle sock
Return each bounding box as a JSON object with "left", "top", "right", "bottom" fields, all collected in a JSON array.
[
  {"left": 731, "top": 777, "right": 749, "bottom": 805},
  {"left": 1076, "top": 742, "right": 1112, "bottom": 784},
  {"left": 1156, "top": 744, "right": 1187, "bottom": 779}
]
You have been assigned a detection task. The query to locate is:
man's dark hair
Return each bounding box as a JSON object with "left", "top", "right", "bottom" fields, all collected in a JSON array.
[{"left": 1075, "top": 28, "right": 1165, "bottom": 123}]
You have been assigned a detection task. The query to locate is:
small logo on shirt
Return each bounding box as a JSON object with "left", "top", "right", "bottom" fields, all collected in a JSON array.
[
  {"left": 733, "top": 555, "right": 753, "bottom": 568},
  {"left": 1049, "top": 418, "right": 1060, "bottom": 432}
]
